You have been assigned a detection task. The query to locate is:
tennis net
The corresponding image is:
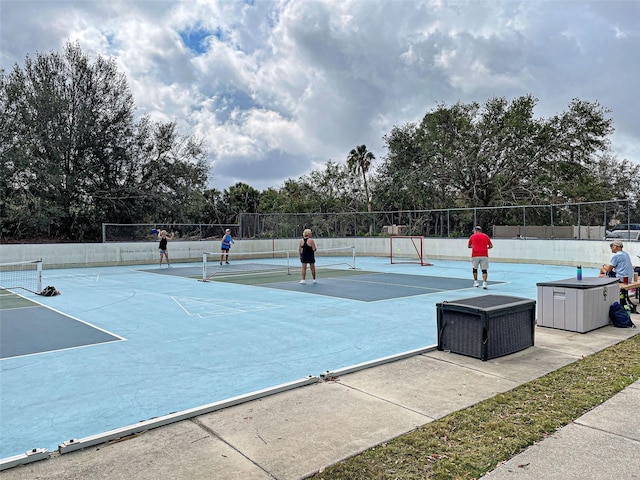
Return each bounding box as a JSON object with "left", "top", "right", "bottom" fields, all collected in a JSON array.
[
  {"left": 0, "top": 259, "right": 43, "bottom": 293},
  {"left": 201, "top": 246, "right": 357, "bottom": 281}
]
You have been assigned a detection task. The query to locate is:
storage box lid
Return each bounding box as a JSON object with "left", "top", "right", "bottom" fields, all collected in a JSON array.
[
  {"left": 536, "top": 277, "right": 620, "bottom": 289},
  {"left": 437, "top": 295, "right": 535, "bottom": 312}
]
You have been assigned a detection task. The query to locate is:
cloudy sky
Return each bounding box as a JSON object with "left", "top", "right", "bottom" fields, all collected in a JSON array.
[{"left": 1, "top": 0, "right": 639, "bottom": 192}]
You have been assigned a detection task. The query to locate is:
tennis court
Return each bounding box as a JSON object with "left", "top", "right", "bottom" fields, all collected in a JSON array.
[{"left": 0, "top": 256, "right": 584, "bottom": 460}]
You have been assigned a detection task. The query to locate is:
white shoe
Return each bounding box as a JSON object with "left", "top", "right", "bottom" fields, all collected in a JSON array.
[
  {"left": 313, "top": 280, "right": 317, "bottom": 284},
  {"left": 483, "top": 282, "right": 488, "bottom": 289},
  {"left": 299, "top": 280, "right": 306, "bottom": 284},
  {"left": 473, "top": 281, "right": 479, "bottom": 287}
]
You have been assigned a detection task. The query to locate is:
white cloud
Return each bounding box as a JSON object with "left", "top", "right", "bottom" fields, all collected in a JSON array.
[{"left": 1, "top": 0, "right": 639, "bottom": 192}]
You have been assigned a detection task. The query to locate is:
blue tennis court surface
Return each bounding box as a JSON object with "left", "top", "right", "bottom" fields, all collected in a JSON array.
[{"left": 0, "top": 257, "right": 590, "bottom": 459}]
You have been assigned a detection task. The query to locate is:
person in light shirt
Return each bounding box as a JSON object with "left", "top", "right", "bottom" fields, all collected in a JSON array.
[{"left": 599, "top": 240, "right": 633, "bottom": 280}]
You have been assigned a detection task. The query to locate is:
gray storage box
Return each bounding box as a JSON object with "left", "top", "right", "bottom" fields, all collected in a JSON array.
[
  {"left": 536, "top": 277, "right": 619, "bottom": 333},
  {"left": 436, "top": 295, "right": 536, "bottom": 361}
]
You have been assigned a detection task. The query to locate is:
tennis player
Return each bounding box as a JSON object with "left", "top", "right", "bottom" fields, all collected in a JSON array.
[
  {"left": 468, "top": 226, "right": 493, "bottom": 289},
  {"left": 158, "top": 230, "right": 175, "bottom": 268},
  {"left": 299, "top": 228, "right": 317, "bottom": 284},
  {"left": 220, "top": 229, "right": 235, "bottom": 265}
]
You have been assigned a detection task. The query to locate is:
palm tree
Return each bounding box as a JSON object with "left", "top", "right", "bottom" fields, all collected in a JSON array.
[{"left": 347, "top": 145, "right": 375, "bottom": 212}]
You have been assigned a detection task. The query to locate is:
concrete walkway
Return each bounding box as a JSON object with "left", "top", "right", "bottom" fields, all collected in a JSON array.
[{"left": 3, "top": 319, "right": 639, "bottom": 480}]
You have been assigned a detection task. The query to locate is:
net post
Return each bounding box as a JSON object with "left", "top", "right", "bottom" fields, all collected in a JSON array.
[
  {"left": 202, "top": 252, "right": 207, "bottom": 281},
  {"left": 36, "top": 259, "right": 43, "bottom": 292},
  {"left": 286, "top": 251, "right": 291, "bottom": 275}
]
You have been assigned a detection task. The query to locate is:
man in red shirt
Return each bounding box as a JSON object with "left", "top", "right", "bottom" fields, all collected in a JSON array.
[{"left": 468, "top": 226, "right": 493, "bottom": 289}]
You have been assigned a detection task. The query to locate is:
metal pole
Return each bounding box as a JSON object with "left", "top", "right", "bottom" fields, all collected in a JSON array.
[
  {"left": 627, "top": 199, "right": 632, "bottom": 241},
  {"left": 577, "top": 204, "right": 581, "bottom": 240}
]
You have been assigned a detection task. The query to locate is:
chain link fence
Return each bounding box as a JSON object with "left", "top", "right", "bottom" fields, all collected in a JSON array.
[
  {"left": 238, "top": 199, "right": 639, "bottom": 240},
  {"left": 101, "top": 200, "right": 639, "bottom": 242},
  {"left": 102, "top": 223, "right": 238, "bottom": 242}
]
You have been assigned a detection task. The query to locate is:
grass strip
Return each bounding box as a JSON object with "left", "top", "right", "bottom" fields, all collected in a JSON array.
[{"left": 312, "top": 332, "right": 640, "bottom": 480}]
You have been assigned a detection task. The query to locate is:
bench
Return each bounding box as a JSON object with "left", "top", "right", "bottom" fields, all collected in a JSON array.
[
  {"left": 620, "top": 280, "right": 640, "bottom": 311},
  {"left": 620, "top": 280, "right": 640, "bottom": 301}
]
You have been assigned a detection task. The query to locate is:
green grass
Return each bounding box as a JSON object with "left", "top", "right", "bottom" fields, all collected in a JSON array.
[{"left": 311, "top": 332, "right": 640, "bottom": 480}]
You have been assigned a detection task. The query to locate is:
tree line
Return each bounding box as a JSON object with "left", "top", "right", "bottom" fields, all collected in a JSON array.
[{"left": 1, "top": 42, "right": 638, "bottom": 242}]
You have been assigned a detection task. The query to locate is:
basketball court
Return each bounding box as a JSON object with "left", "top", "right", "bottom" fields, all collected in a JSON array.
[{"left": 0, "top": 255, "right": 582, "bottom": 461}]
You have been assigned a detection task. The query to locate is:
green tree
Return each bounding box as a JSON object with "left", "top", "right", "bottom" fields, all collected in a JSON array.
[
  {"left": 277, "top": 178, "right": 317, "bottom": 213},
  {"left": 376, "top": 95, "right": 617, "bottom": 213},
  {"left": 347, "top": 145, "right": 375, "bottom": 212},
  {"left": 541, "top": 98, "right": 615, "bottom": 204},
  {"left": 460, "top": 95, "right": 551, "bottom": 207},
  {"left": 0, "top": 42, "right": 208, "bottom": 241},
  {"left": 200, "top": 188, "right": 226, "bottom": 223},
  {"left": 222, "top": 182, "right": 260, "bottom": 224},
  {"left": 1, "top": 41, "right": 137, "bottom": 239},
  {"left": 135, "top": 118, "right": 208, "bottom": 224},
  {"left": 304, "top": 160, "right": 360, "bottom": 213},
  {"left": 374, "top": 123, "right": 426, "bottom": 211},
  {"left": 258, "top": 187, "right": 285, "bottom": 213}
]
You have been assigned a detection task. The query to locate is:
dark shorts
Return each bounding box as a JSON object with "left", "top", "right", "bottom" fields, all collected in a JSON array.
[
  {"left": 300, "top": 255, "right": 315, "bottom": 264},
  {"left": 221, "top": 246, "right": 230, "bottom": 252}
]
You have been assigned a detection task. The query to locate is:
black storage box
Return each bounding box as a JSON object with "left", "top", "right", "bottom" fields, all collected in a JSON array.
[{"left": 437, "top": 295, "right": 536, "bottom": 361}]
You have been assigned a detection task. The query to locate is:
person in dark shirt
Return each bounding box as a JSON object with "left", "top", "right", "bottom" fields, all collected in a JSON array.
[
  {"left": 158, "top": 230, "right": 175, "bottom": 268},
  {"left": 298, "top": 228, "right": 317, "bottom": 284}
]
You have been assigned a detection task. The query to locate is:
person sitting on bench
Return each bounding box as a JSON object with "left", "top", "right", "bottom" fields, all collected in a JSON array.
[{"left": 599, "top": 240, "right": 633, "bottom": 280}]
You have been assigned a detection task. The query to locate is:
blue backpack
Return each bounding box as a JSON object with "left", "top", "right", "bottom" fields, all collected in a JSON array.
[{"left": 609, "top": 302, "right": 635, "bottom": 328}]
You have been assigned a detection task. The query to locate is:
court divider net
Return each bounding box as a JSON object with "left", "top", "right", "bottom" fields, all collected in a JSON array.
[
  {"left": 389, "top": 236, "right": 433, "bottom": 266},
  {"left": 201, "top": 246, "right": 357, "bottom": 281},
  {"left": 0, "top": 259, "right": 43, "bottom": 294}
]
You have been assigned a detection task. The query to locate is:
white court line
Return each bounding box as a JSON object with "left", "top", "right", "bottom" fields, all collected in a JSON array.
[{"left": 171, "top": 296, "right": 283, "bottom": 318}]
